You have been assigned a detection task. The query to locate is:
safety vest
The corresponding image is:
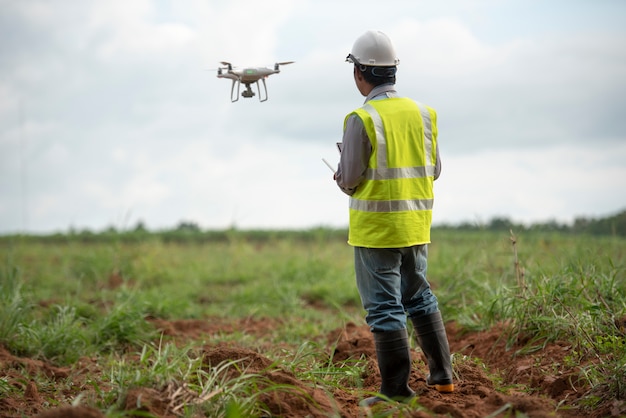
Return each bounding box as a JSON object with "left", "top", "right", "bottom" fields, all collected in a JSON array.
[{"left": 346, "top": 97, "right": 437, "bottom": 248}]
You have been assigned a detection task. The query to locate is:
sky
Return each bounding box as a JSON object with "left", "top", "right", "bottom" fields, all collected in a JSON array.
[{"left": 1, "top": 0, "right": 625, "bottom": 234}]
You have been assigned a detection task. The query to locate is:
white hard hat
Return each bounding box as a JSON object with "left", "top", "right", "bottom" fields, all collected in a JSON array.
[{"left": 346, "top": 30, "right": 400, "bottom": 67}]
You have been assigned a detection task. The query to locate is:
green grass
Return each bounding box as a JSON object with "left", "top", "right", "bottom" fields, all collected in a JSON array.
[{"left": 0, "top": 229, "right": 625, "bottom": 416}]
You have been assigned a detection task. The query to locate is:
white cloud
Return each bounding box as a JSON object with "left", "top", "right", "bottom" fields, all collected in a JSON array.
[
  {"left": 434, "top": 143, "right": 626, "bottom": 225},
  {"left": 391, "top": 17, "right": 508, "bottom": 77}
]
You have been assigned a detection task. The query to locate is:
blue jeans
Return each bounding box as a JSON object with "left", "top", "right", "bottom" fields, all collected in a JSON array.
[{"left": 354, "top": 245, "right": 440, "bottom": 332}]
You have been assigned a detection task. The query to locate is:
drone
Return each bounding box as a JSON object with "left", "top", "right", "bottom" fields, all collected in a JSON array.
[{"left": 216, "top": 61, "right": 294, "bottom": 102}]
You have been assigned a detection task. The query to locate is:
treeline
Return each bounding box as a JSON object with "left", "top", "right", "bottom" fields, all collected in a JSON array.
[
  {"left": 1, "top": 224, "right": 350, "bottom": 245},
  {"left": 2, "top": 209, "right": 625, "bottom": 244},
  {"left": 437, "top": 209, "right": 626, "bottom": 236}
]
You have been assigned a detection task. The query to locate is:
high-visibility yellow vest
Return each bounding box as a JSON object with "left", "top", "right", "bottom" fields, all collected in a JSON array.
[{"left": 346, "top": 97, "right": 438, "bottom": 248}]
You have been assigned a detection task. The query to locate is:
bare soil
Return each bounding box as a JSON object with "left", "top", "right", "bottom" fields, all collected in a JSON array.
[{"left": 1, "top": 317, "right": 624, "bottom": 417}]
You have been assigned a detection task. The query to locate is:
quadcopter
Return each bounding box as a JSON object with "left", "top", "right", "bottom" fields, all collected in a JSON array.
[{"left": 216, "top": 61, "right": 294, "bottom": 102}]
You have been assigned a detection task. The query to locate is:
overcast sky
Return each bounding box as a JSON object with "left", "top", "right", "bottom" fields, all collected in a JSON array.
[{"left": 1, "top": 0, "right": 625, "bottom": 234}]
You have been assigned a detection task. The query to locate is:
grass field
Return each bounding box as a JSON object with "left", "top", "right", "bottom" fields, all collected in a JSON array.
[{"left": 1, "top": 229, "right": 624, "bottom": 417}]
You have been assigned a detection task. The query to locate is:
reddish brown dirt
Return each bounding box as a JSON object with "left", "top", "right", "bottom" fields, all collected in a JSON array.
[{"left": 1, "top": 318, "right": 624, "bottom": 417}]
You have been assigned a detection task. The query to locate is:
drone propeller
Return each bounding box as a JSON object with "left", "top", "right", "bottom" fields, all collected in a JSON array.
[
  {"left": 274, "top": 61, "right": 295, "bottom": 70},
  {"left": 207, "top": 66, "right": 228, "bottom": 75},
  {"left": 220, "top": 61, "right": 234, "bottom": 69}
]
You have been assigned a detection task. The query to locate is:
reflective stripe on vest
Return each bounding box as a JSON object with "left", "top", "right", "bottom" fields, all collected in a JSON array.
[{"left": 350, "top": 198, "right": 433, "bottom": 212}]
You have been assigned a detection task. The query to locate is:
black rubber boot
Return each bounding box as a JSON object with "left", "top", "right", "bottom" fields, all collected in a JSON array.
[
  {"left": 361, "top": 329, "right": 415, "bottom": 406},
  {"left": 410, "top": 311, "right": 454, "bottom": 393}
]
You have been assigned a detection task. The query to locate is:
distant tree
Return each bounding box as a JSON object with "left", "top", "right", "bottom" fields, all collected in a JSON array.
[
  {"left": 176, "top": 221, "right": 201, "bottom": 232},
  {"left": 488, "top": 217, "right": 514, "bottom": 231},
  {"left": 572, "top": 209, "right": 626, "bottom": 236},
  {"left": 133, "top": 221, "right": 147, "bottom": 233},
  {"left": 105, "top": 225, "right": 118, "bottom": 234},
  {"left": 530, "top": 219, "right": 568, "bottom": 232},
  {"left": 573, "top": 217, "right": 591, "bottom": 232}
]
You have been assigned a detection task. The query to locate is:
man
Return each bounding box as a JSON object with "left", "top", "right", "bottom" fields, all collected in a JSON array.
[{"left": 334, "top": 30, "right": 454, "bottom": 406}]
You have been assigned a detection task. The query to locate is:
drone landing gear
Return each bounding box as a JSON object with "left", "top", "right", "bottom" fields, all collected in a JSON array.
[{"left": 229, "top": 79, "right": 268, "bottom": 102}]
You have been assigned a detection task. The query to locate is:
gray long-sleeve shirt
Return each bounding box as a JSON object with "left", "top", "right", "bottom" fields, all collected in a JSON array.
[{"left": 335, "top": 84, "right": 441, "bottom": 196}]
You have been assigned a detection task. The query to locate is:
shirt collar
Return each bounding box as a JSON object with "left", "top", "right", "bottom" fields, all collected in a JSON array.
[{"left": 365, "top": 83, "right": 398, "bottom": 103}]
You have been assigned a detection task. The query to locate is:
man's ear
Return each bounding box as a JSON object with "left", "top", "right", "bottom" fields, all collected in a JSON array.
[{"left": 354, "top": 66, "right": 363, "bottom": 81}]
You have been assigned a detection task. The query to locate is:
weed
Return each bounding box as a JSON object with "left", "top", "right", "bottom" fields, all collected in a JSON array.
[
  {"left": 93, "top": 289, "right": 156, "bottom": 350},
  {"left": 0, "top": 265, "right": 32, "bottom": 349},
  {"left": 0, "top": 377, "right": 13, "bottom": 398},
  {"left": 19, "top": 305, "right": 89, "bottom": 364},
  {"left": 284, "top": 340, "right": 367, "bottom": 389}
]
